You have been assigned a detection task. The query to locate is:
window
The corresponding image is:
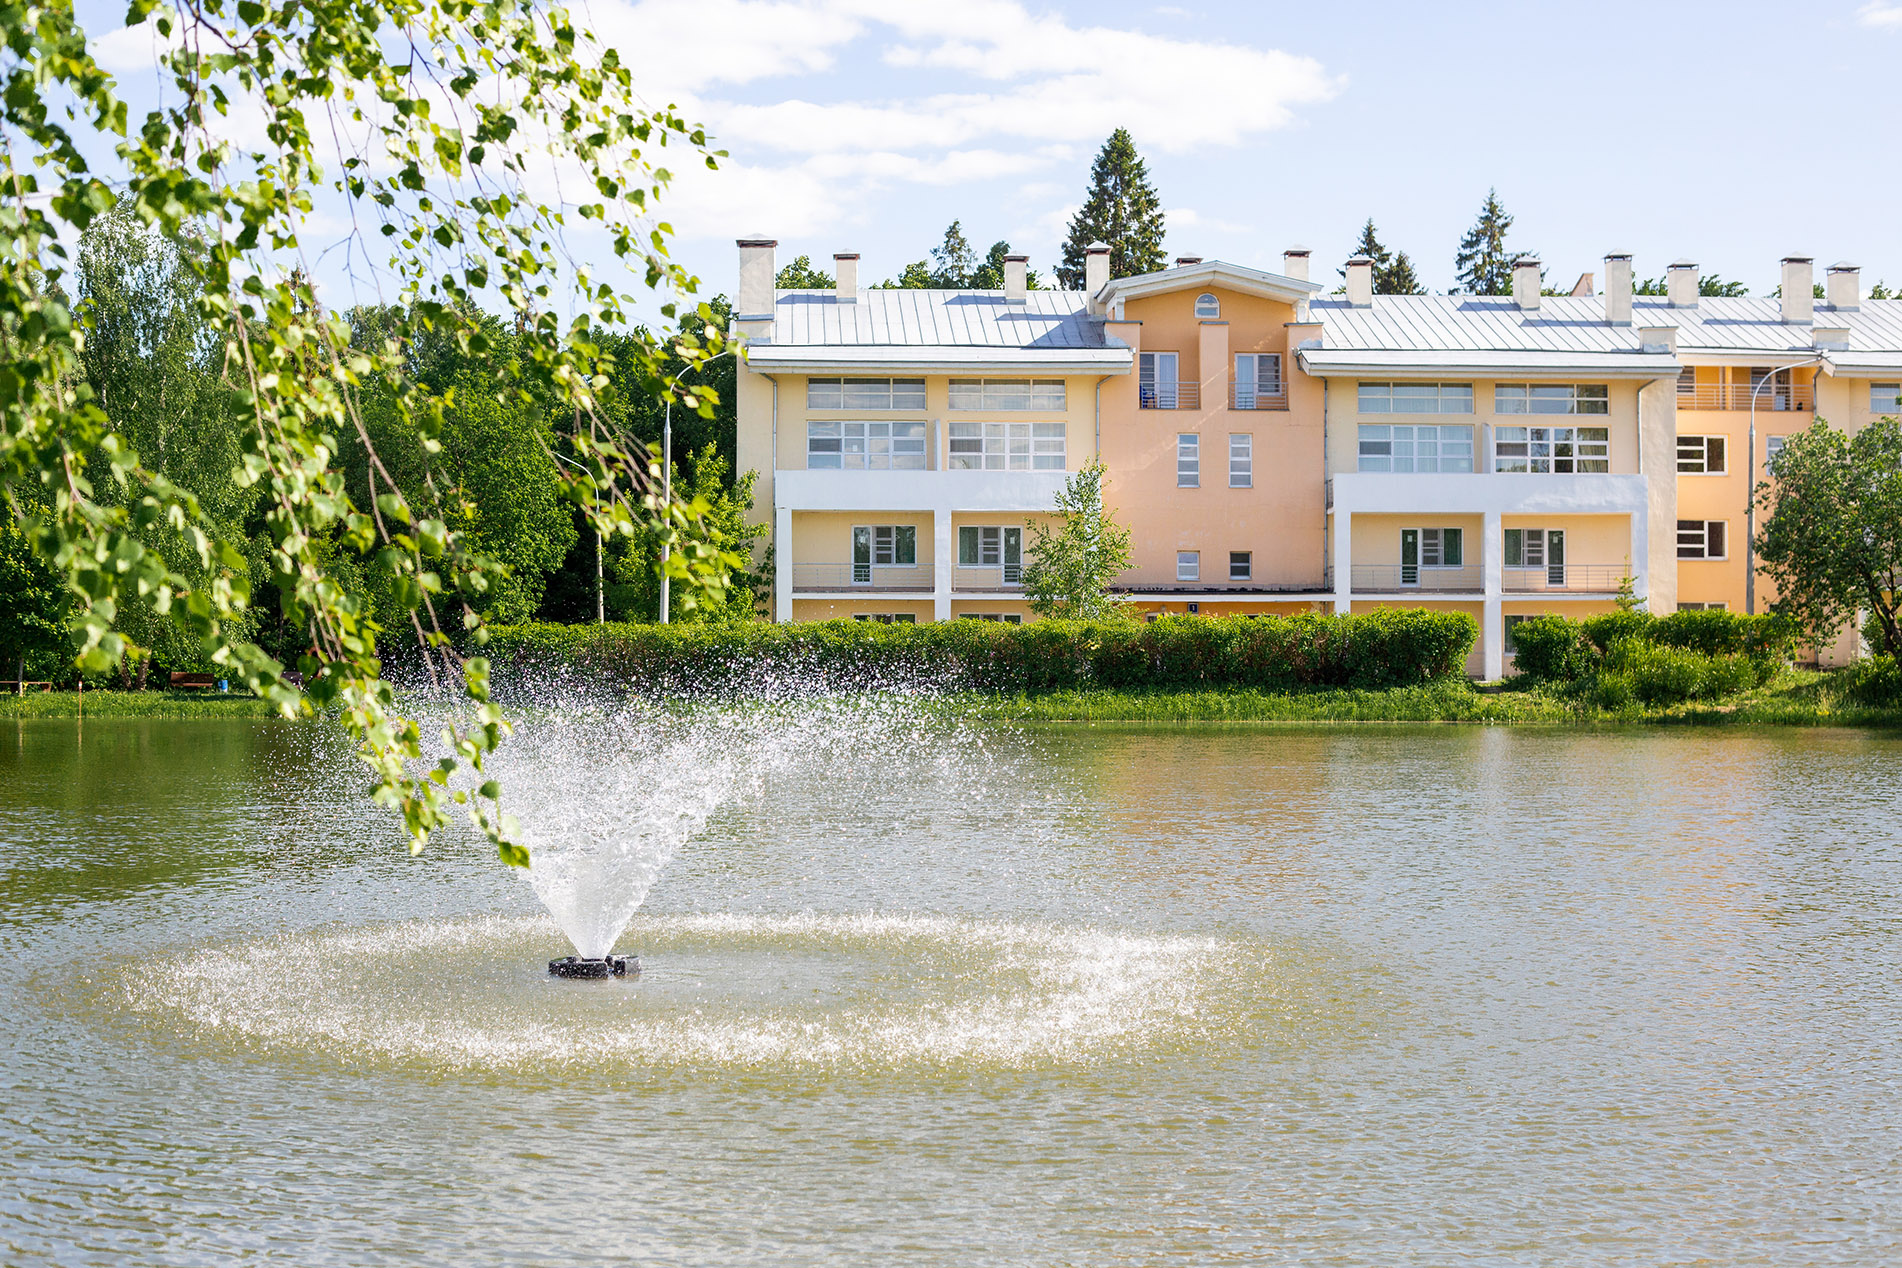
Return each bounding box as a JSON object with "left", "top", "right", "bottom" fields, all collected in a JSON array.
[
  {"left": 1677, "top": 435, "right": 1727, "bottom": 474},
  {"left": 1398, "top": 527, "right": 1463, "bottom": 585},
  {"left": 960, "top": 613, "right": 1022, "bottom": 624},
  {"left": 806, "top": 378, "right": 927, "bottom": 410},
  {"left": 1503, "top": 614, "right": 1533, "bottom": 655},
  {"left": 851, "top": 525, "right": 918, "bottom": 583},
  {"left": 1177, "top": 551, "right": 1200, "bottom": 582},
  {"left": 1505, "top": 528, "right": 1566, "bottom": 584},
  {"left": 1229, "top": 551, "right": 1252, "bottom": 581},
  {"left": 1495, "top": 426, "right": 1609, "bottom": 473},
  {"left": 1676, "top": 367, "right": 1697, "bottom": 395},
  {"left": 1872, "top": 383, "right": 1900, "bottom": 414},
  {"left": 1194, "top": 293, "right": 1220, "bottom": 319},
  {"left": 1357, "top": 424, "right": 1475, "bottom": 473},
  {"left": 948, "top": 422, "right": 1065, "bottom": 470},
  {"left": 1677, "top": 520, "right": 1728, "bottom": 560},
  {"left": 948, "top": 379, "right": 1066, "bottom": 410},
  {"left": 1140, "top": 352, "right": 1179, "bottom": 408},
  {"left": 851, "top": 613, "right": 918, "bottom": 623},
  {"left": 1232, "top": 353, "right": 1283, "bottom": 408},
  {"left": 1766, "top": 435, "right": 1788, "bottom": 463},
  {"left": 958, "top": 526, "right": 1023, "bottom": 583},
  {"left": 1357, "top": 383, "right": 1474, "bottom": 414},
  {"left": 1177, "top": 433, "right": 1200, "bottom": 487},
  {"left": 1229, "top": 434, "right": 1252, "bottom": 487},
  {"left": 807, "top": 420, "right": 927, "bottom": 470},
  {"left": 1494, "top": 383, "right": 1609, "bottom": 415},
  {"left": 1677, "top": 602, "right": 1727, "bottom": 612}
]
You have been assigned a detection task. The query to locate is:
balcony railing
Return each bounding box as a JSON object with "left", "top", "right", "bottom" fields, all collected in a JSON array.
[
  {"left": 1139, "top": 382, "right": 1200, "bottom": 410},
  {"left": 1502, "top": 564, "right": 1627, "bottom": 593},
  {"left": 1677, "top": 382, "right": 1813, "bottom": 411},
  {"left": 791, "top": 562, "right": 934, "bottom": 592},
  {"left": 1230, "top": 381, "right": 1289, "bottom": 411},
  {"left": 1345, "top": 564, "right": 1482, "bottom": 593},
  {"left": 952, "top": 564, "right": 1023, "bottom": 592}
]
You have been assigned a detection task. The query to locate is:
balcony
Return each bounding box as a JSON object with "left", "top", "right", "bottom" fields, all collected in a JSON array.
[
  {"left": 1677, "top": 382, "right": 1813, "bottom": 411},
  {"left": 1344, "top": 564, "right": 1482, "bottom": 594},
  {"left": 1139, "top": 382, "right": 1200, "bottom": 410},
  {"left": 791, "top": 562, "right": 934, "bottom": 593},
  {"left": 952, "top": 564, "right": 1023, "bottom": 592},
  {"left": 1502, "top": 564, "right": 1626, "bottom": 593},
  {"left": 1229, "top": 381, "right": 1289, "bottom": 411}
]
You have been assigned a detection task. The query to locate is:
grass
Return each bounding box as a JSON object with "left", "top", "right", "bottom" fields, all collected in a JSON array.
[{"left": 0, "top": 689, "right": 284, "bottom": 719}]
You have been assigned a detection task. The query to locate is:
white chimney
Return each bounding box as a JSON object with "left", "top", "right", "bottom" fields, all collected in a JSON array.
[
  {"left": 833, "top": 252, "right": 858, "bottom": 303},
  {"left": 1781, "top": 255, "right": 1814, "bottom": 324},
  {"left": 1344, "top": 256, "right": 1373, "bottom": 307},
  {"left": 1085, "top": 242, "right": 1110, "bottom": 299},
  {"left": 1604, "top": 253, "right": 1633, "bottom": 325},
  {"left": 1667, "top": 259, "right": 1699, "bottom": 309},
  {"left": 737, "top": 237, "right": 776, "bottom": 319},
  {"left": 1282, "top": 247, "right": 1311, "bottom": 281},
  {"left": 1513, "top": 257, "right": 1543, "bottom": 311},
  {"left": 1813, "top": 325, "right": 1851, "bottom": 351},
  {"left": 1174, "top": 256, "right": 1203, "bottom": 268},
  {"left": 1003, "top": 253, "right": 1028, "bottom": 304},
  {"left": 1639, "top": 326, "right": 1678, "bottom": 355},
  {"left": 1827, "top": 261, "right": 1860, "bottom": 312}
]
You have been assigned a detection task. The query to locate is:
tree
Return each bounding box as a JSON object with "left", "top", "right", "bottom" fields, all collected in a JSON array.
[
  {"left": 1345, "top": 219, "right": 1424, "bottom": 295},
  {"left": 0, "top": 513, "right": 67, "bottom": 687},
  {"left": 2, "top": 0, "right": 736, "bottom": 868},
  {"left": 608, "top": 444, "right": 768, "bottom": 623},
  {"left": 1021, "top": 460, "right": 1134, "bottom": 620},
  {"left": 1754, "top": 417, "right": 1902, "bottom": 658},
  {"left": 1057, "top": 129, "right": 1167, "bottom": 288},
  {"left": 929, "top": 221, "right": 978, "bottom": 288},
  {"left": 1453, "top": 189, "right": 1519, "bottom": 295},
  {"left": 878, "top": 261, "right": 937, "bottom": 290},
  {"left": 973, "top": 241, "right": 1043, "bottom": 290},
  {"left": 1638, "top": 274, "right": 1749, "bottom": 297},
  {"left": 1871, "top": 280, "right": 1895, "bottom": 300},
  {"left": 775, "top": 256, "right": 834, "bottom": 289}
]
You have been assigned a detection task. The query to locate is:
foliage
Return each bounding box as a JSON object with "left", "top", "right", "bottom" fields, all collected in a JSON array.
[
  {"left": 775, "top": 256, "right": 834, "bottom": 289},
  {"left": 1837, "top": 655, "right": 1902, "bottom": 708},
  {"left": 1634, "top": 274, "right": 1749, "bottom": 297},
  {"left": 607, "top": 443, "right": 767, "bottom": 623},
  {"left": 1871, "top": 280, "right": 1895, "bottom": 301},
  {"left": 1453, "top": 189, "right": 1519, "bottom": 295},
  {"left": 0, "top": 0, "right": 738, "bottom": 867},
  {"left": 1021, "top": 460, "right": 1134, "bottom": 620},
  {"left": 0, "top": 513, "right": 67, "bottom": 682},
  {"left": 878, "top": 226, "right": 1042, "bottom": 291},
  {"left": 1755, "top": 417, "right": 1902, "bottom": 657},
  {"left": 1509, "top": 615, "right": 1595, "bottom": 681},
  {"left": 1056, "top": 129, "right": 1167, "bottom": 288},
  {"left": 930, "top": 221, "right": 978, "bottom": 287},
  {"left": 1513, "top": 609, "right": 1792, "bottom": 695},
  {"left": 1345, "top": 219, "right": 1424, "bottom": 295},
  {"left": 972, "top": 242, "right": 1043, "bottom": 291},
  {"left": 484, "top": 609, "right": 1481, "bottom": 697}
]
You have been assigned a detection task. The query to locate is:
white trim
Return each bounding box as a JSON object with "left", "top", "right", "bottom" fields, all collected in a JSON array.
[
  {"left": 745, "top": 347, "right": 1131, "bottom": 374},
  {"left": 1301, "top": 349, "right": 1677, "bottom": 378},
  {"left": 1103, "top": 259, "right": 1322, "bottom": 305}
]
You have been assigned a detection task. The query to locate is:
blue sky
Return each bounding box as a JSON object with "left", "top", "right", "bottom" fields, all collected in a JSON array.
[{"left": 87, "top": 0, "right": 1902, "bottom": 312}]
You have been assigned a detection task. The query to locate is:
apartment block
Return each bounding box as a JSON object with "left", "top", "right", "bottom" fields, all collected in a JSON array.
[{"left": 732, "top": 238, "right": 1902, "bottom": 673}]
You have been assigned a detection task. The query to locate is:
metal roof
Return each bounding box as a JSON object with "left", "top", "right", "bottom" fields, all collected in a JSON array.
[
  {"left": 759, "top": 288, "right": 1110, "bottom": 350},
  {"left": 1298, "top": 349, "right": 1675, "bottom": 379}
]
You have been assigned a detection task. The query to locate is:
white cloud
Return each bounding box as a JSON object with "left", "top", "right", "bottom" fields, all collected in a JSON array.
[
  {"left": 92, "top": 20, "right": 182, "bottom": 72},
  {"left": 1167, "top": 207, "right": 1249, "bottom": 235},
  {"left": 1857, "top": 1, "right": 1902, "bottom": 26}
]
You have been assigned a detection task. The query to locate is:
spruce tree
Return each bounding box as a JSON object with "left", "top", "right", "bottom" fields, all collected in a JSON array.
[
  {"left": 1348, "top": 219, "right": 1392, "bottom": 277},
  {"left": 973, "top": 241, "right": 1042, "bottom": 290},
  {"left": 1383, "top": 251, "right": 1424, "bottom": 295},
  {"left": 1454, "top": 189, "right": 1518, "bottom": 295},
  {"left": 929, "top": 220, "right": 977, "bottom": 288},
  {"left": 1057, "top": 129, "right": 1167, "bottom": 288}
]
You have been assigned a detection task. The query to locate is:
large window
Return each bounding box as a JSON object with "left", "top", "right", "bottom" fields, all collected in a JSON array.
[
  {"left": 1357, "top": 383, "right": 1474, "bottom": 414},
  {"left": 853, "top": 525, "right": 917, "bottom": 568},
  {"left": 1233, "top": 353, "right": 1283, "bottom": 407},
  {"left": 1495, "top": 383, "right": 1609, "bottom": 415},
  {"left": 1177, "top": 433, "right": 1200, "bottom": 487},
  {"left": 959, "top": 526, "right": 1023, "bottom": 583},
  {"left": 948, "top": 379, "right": 1066, "bottom": 410},
  {"left": 1872, "top": 383, "right": 1901, "bottom": 414},
  {"left": 948, "top": 422, "right": 1065, "bottom": 470},
  {"left": 1398, "top": 527, "right": 1462, "bottom": 585},
  {"left": 806, "top": 377, "right": 927, "bottom": 410},
  {"left": 1229, "top": 433, "right": 1253, "bottom": 488},
  {"left": 1177, "top": 551, "right": 1200, "bottom": 581},
  {"left": 1677, "top": 520, "right": 1728, "bottom": 560},
  {"left": 1140, "top": 352, "right": 1179, "bottom": 408},
  {"left": 808, "top": 420, "right": 927, "bottom": 470},
  {"left": 1677, "top": 435, "right": 1727, "bottom": 474},
  {"left": 1357, "top": 425, "right": 1474, "bottom": 473},
  {"left": 1495, "top": 426, "right": 1609, "bottom": 473}
]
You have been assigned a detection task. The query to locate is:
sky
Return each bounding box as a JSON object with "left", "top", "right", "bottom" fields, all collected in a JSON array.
[{"left": 84, "top": 0, "right": 1902, "bottom": 313}]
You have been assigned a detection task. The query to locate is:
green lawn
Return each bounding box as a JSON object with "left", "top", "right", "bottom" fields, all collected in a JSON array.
[{"left": 0, "top": 690, "right": 284, "bottom": 719}]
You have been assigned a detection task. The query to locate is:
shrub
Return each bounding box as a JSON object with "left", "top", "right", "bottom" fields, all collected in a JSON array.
[
  {"left": 1510, "top": 616, "right": 1592, "bottom": 681},
  {"left": 1838, "top": 655, "right": 1902, "bottom": 708},
  {"left": 1601, "top": 641, "right": 1757, "bottom": 706},
  {"left": 1580, "top": 610, "right": 1651, "bottom": 655}
]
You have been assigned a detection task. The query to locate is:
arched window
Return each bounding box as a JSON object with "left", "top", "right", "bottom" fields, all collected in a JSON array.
[{"left": 1194, "top": 292, "right": 1220, "bottom": 319}]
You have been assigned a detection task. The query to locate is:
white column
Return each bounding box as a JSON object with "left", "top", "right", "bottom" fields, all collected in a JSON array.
[
  {"left": 933, "top": 508, "right": 954, "bottom": 622},
  {"left": 1482, "top": 508, "right": 1504, "bottom": 680},
  {"left": 1628, "top": 508, "right": 1649, "bottom": 607},
  {"left": 1331, "top": 511, "right": 1352, "bottom": 614},
  {"left": 774, "top": 506, "right": 793, "bottom": 622}
]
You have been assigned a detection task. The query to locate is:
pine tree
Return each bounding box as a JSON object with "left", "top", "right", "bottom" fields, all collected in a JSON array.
[
  {"left": 1454, "top": 189, "right": 1518, "bottom": 295},
  {"left": 1057, "top": 129, "right": 1166, "bottom": 288},
  {"left": 1383, "top": 251, "right": 1424, "bottom": 295}
]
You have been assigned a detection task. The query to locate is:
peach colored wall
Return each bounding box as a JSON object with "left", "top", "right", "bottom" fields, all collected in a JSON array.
[
  {"left": 790, "top": 599, "right": 933, "bottom": 621},
  {"left": 1349, "top": 513, "right": 1483, "bottom": 567},
  {"left": 1130, "top": 600, "right": 1326, "bottom": 618},
  {"left": 788, "top": 511, "right": 932, "bottom": 565},
  {"left": 1099, "top": 286, "right": 1326, "bottom": 591}
]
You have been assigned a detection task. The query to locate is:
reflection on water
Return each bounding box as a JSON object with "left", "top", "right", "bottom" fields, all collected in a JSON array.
[{"left": 3, "top": 717, "right": 1900, "bottom": 1266}]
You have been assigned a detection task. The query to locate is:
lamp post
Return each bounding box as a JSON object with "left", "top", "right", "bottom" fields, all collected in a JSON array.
[
  {"left": 1744, "top": 354, "right": 1823, "bottom": 615},
  {"left": 550, "top": 452, "right": 602, "bottom": 624},
  {"left": 659, "top": 349, "right": 733, "bottom": 624}
]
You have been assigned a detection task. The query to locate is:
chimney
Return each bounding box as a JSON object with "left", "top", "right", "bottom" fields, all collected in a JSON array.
[
  {"left": 1003, "top": 254, "right": 1028, "bottom": 304},
  {"left": 1813, "top": 325, "right": 1851, "bottom": 351},
  {"left": 1638, "top": 326, "right": 1678, "bottom": 355},
  {"left": 1344, "top": 256, "right": 1374, "bottom": 307},
  {"left": 1569, "top": 272, "right": 1594, "bottom": 298},
  {"left": 1827, "top": 261, "right": 1860, "bottom": 312},
  {"left": 737, "top": 237, "right": 776, "bottom": 319},
  {"left": 1667, "top": 259, "right": 1699, "bottom": 309},
  {"left": 1512, "top": 256, "right": 1543, "bottom": 311},
  {"left": 1174, "top": 256, "right": 1203, "bottom": 268},
  {"left": 1085, "top": 242, "right": 1110, "bottom": 298},
  {"left": 832, "top": 252, "right": 859, "bottom": 303},
  {"left": 1780, "top": 255, "right": 1813, "bottom": 323},
  {"left": 1282, "top": 246, "right": 1311, "bottom": 281},
  {"left": 1604, "top": 253, "right": 1633, "bottom": 325}
]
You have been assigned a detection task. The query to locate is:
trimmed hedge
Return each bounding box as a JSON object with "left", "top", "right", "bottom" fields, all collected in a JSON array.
[
  {"left": 1511, "top": 609, "right": 1793, "bottom": 707},
  {"left": 481, "top": 609, "right": 1480, "bottom": 697}
]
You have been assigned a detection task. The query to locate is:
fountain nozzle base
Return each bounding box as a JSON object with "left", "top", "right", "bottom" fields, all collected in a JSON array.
[{"left": 548, "top": 954, "right": 640, "bottom": 979}]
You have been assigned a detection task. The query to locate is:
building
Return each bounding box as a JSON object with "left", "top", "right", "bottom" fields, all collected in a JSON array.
[{"left": 732, "top": 237, "right": 1902, "bottom": 675}]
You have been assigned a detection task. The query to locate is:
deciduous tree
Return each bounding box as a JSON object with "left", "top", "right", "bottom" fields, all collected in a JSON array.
[{"left": 1022, "top": 460, "right": 1134, "bottom": 620}]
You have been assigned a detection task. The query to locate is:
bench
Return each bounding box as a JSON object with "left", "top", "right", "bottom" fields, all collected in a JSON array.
[{"left": 169, "top": 672, "right": 219, "bottom": 690}]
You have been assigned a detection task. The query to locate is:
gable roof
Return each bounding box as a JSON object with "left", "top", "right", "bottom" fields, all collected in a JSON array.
[{"left": 1101, "top": 259, "right": 1321, "bottom": 306}]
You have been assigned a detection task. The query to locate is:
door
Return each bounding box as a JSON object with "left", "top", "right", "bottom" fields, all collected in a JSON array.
[
  {"left": 852, "top": 526, "right": 872, "bottom": 584},
  {"left": 1546, "top": 529, "right": 1566, "bottom": 588},
  {"left": 1141, "top": 352, "right": 1179, "bottom": 409},
  {"left": 1400, "top": 529, "right": 1420, "bottom": 587},
  {"left": 1002, "top": 528, "right": 1023, "bottom": 584}
]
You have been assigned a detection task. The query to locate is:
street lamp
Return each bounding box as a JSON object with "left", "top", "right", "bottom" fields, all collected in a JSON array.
[
  {"left": 1744, "top": 354, "right": 1823, "bottom": 615},
  {"left": 550, "top": 451, "right": 603, "bottom": 624},
  {"left": 659, "top": 349, "right": 734, "bottom": 624}
]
